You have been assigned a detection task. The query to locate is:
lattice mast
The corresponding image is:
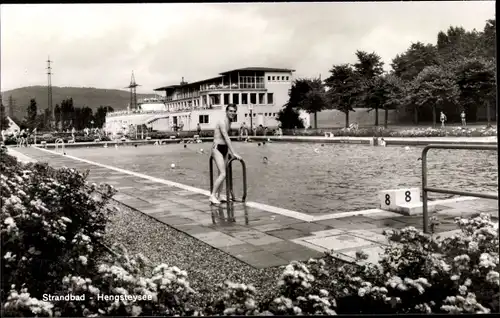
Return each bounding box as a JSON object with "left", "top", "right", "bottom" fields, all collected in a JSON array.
[
  {"left": 47, "top": 57, "right": 54, "bottom": 126},
  {"left": 125, "top": 71, "right": 140, "bottom": 110}
]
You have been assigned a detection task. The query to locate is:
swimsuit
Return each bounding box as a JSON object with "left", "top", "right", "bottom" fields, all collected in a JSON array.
[{"left": 214, "top": 143, "right": 229, "bottom": 157}]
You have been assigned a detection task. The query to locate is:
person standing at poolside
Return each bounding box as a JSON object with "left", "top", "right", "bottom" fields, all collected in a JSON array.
[
  {"left": 239, "top": 122, "right": 249, "bottom": 141},
  {"left": 197, "top": 123, "right": 202, "bottom": 136},
  {"left": 210, "top": 104, "right": 242, "bottom": 205},
  {"left": 440, "top": 111, "right": 447, "bottom": 128},
  {"left": 460, "top": 111, "right": 466, "bottom": 127}
]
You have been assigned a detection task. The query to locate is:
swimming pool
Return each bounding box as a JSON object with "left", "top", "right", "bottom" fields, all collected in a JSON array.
[{"left": 64, "top": 142, "right": 498, "bottom": 215}]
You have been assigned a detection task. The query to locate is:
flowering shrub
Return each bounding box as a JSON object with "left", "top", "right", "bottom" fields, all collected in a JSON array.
[
  {"left": 264, "top": 213, "right": 498, "bottom": 314},
  {"left": 1, "top": 148, "right": 117, "bottom": 299}
]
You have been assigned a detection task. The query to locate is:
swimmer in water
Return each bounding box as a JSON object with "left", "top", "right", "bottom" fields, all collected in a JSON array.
[
  {"left": 209, "top": 104, "right": 242, "bottom": 205},
  {"left": 263, "top": 156, "right": 268, "bottom": 164}
]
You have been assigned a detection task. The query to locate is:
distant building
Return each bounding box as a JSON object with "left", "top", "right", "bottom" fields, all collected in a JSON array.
[{"left": 105, "top": 67, "right": 305, "bottom": 134}]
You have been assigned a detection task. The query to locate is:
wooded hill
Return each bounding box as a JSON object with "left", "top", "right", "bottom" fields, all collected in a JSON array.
[{"left": 1, "top": 86, "right": 155, "bottom": 120}]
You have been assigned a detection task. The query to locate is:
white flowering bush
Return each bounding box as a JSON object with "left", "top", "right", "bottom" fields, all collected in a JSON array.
[
  {"left": 48, "top": 244, "right": 198, "bottom": 317},
  {"left": 206, "top": 281, "right": 261, "bottom": 316},
  {"left": 248, "top": 213, "right": 498, "bottom": 315},
  {"left": 1, "top": 148, "right": 114, "bottom": 310}
]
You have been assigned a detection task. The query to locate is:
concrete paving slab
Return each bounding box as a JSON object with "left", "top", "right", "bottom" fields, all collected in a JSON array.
[
  {"left": 288, "top": 222, "right": 332, "bottom": 233},
  {"left": 305, "top": 234, "right": 376, "bottom": 251},
  {"left": 266, "top": 228, "right": 310, "bottom": 240}
]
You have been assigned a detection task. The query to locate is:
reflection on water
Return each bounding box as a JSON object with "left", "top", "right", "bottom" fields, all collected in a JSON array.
[{"left": 67, "top": 142, "right": 498, "bottom": 215}]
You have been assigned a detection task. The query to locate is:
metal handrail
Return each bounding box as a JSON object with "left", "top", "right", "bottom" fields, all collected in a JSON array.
[
  {"left": 422, "top": 144, "right": 498, "bottom": 233},
  {"left": 209, "top": 155, "right": 247, "bottom": 215},
  {"left": 55, "top": 138, "right": 65, "bottom": 153},
  {"left": 226, "top": 157, "right": 247, "bottom": 202}
]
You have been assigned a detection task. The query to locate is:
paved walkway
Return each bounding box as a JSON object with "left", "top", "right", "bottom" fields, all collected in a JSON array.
[{"left": 8, "top": 146, "right": 499, "bottom": 268}]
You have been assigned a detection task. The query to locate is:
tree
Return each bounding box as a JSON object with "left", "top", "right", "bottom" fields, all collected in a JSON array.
[
  {"left": 453, "top": 57, "right": 496, "bottom": 126},
  {"left": 94, "top": 106, "right": 113, "bottom": 128},
  {"left": 54, "top": 104, "right": 61, "bottom": 130},
  {"left": 286, "top": 78, "right": 328, "bottom": 129},
  {"left": 353, "top": 50, "right": 385, "bottom": 125},
  {"left": 437, "top": 26, "right": 482, "bottom": 62},
  {"left": 383, "top": 74, "right": 410, "bottom": 126},
  {"left": 482, "top": 19, "right": 496, "bottom": 61},
  {"left": 81, "top": 106, "right": 95, "bottom": 129},
  {"left": 276, "top": 105, "right": 304, "bottom": 129},
  {"left": 0, "top": 99, "right": 9, "bottom": 131},
  {"left": 324, "top": 64, "right": 359, "bottom": 128},
  {"left": 60, "top": 98, "right": 75, "bottom": 130},
  {"left": 408, "top": 66, "right": 460, "bottom": 128},
  {"left": 72, "top": 107, "right": 83, "bottom": 130},
  {"left": 25, "top": 98, "right": 38, "bottom": 129},
  {"left": 391, "top": 42, "right": 440, "bottom": 81}
]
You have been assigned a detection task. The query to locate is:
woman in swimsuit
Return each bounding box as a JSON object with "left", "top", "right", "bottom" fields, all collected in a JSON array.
[{"left": 210, "top": 104, "right": 242, "bottom": 205}]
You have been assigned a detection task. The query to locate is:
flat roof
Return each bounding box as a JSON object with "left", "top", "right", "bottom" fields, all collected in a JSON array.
[
  {"left": 153, "top": 85, "right": 180, "bottom": 91},
  {"left": 154, "top": 67, "right": 295, "bottom": 91},
  {"left": 154, "top": 75, "right": 224, "bottom": 91},
  {"left": 219, "top": 67, "right": 296, "bottom": 75}
]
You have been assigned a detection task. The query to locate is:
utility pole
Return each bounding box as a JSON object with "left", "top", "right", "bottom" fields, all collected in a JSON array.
[
  {"left": 125, "top": 71, "right": 140, "bottom": 110},
  {"left": 47, "top": 57, "right": 54, "bottom": 128}
]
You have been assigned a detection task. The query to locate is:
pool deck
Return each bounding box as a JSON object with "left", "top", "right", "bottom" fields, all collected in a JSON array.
[{"left": 8, "top": 146, "right": 499, "bottom": 268}]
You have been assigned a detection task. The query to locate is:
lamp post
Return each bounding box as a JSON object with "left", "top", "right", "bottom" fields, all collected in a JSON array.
[{"left": 249, "top": 103, "right": 253, "bottom": 131}]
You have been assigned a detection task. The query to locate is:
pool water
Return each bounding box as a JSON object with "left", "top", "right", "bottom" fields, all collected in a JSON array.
[{"left": 65, "top": 142, "right": 498, "bottom": 215}]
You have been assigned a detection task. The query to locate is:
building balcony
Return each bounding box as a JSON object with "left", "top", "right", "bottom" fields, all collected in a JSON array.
[{"left": 200, "top": 83, "right": 266, "bottom": 92}]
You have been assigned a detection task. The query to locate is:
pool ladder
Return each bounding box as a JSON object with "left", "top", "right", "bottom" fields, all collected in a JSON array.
[
  {"left": 55, "top": 138, "right": 65, "bottom": 154},
  {"left": 209, "top": 156, "right": 248, "bottom": 223}
]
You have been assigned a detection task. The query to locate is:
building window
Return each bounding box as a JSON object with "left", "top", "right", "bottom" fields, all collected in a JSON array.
[
  {"left": 281, "top": 76, "right": 284, "bottom": 80},
  {"left": 273, "top": 113, "right": 276, "bottom": 116},
  {"left": 210, "top": 94, "right": 220, "bottom": 105},
  {"left": 258, "top": 93, "right": 265, "bottom": 104},
  {"left": 286, "top": 76, "right": 289, "bottom": 81},
  {"left": 267, "top": 93, "right": 274, "bottom": 104},
  {"left": 268, "top": 76, "right": 271, "bottom": 81},
  {"left": 265, "top": 113, "right": 268, "bottom": 116},
  {"left": 253, "top": 113, "right": 256, "bottom": 117},
  {"left": 250, "top": 93, "right": 257, "bottom": 104},
  {"left": 232, "top": 93, "right": 239, "bottom": 104},
  {"left": 199, "top": 115, "right": 209, "bottom": 124},
  {"left": 241, "top": 93, "right": 248, "bottom": 104},
  {"left": 272, "top": 76, "right": 275, "bottom": 80},
  {"left": 245, "top": 113, "right": 248, "bottom": 117},
  {"left": 224, "top": 93, "right": 230, "bottom": 105}
]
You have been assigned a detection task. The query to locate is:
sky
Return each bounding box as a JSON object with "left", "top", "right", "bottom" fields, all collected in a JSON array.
[{"left": 0, "top": 2, "right": 495, "bottom": 93}]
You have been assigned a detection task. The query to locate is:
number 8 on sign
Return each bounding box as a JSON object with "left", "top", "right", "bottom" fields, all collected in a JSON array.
[
  {"left": 405, "top": 191, "right": 411, "bottom": 202},
  {"left": 385, "top": 194, "right": 391, "bottom": 205}
]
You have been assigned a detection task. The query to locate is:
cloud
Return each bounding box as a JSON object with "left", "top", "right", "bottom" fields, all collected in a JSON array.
[{"left": 1, "top": 2, "right": 495, "bottom": 93}]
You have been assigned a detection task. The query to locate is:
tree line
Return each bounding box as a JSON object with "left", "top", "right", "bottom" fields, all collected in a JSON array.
[
  {"left": 278, "top": 19, "right": 496, "bottom": 129},
  {"left": 0, "top": 96, "right": 114, "bottom": 132}
]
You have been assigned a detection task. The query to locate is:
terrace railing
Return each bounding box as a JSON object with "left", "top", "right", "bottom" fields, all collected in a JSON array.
[{"left": 421, "top": 144, "right": 498, "bottom": 234}]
